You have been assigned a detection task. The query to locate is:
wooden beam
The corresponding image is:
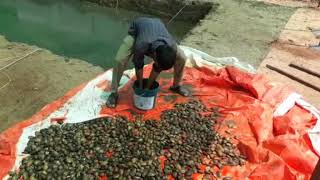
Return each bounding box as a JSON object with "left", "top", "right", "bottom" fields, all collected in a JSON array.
[
  {"left": 266, "top": 64, "right": 320, "bottom": 92},
  {"left": 291, "top": 58, "right": 320, "bottom": 77}
]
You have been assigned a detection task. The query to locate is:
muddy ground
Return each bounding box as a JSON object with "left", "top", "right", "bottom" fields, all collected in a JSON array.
[
  {"left": 0, "top": 0, "right": 317, "bottom": 131},
  {"left": 0, "top": 36, "right": 103, "bottom": 132}
]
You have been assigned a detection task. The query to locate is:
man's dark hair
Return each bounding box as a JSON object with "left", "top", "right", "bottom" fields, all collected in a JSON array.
[{"left": 155, "top": 45, "right": 176, "bottom": 71}]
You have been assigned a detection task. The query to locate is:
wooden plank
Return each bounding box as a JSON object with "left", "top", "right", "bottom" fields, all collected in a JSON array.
[
  {"left": 290, "top": 58, "right": 320, "bottom": 74},
  {"left": 266, "top": 62, "right": 320, "bottom": 92},
  {"left": 289, "top": 63, "right": 320, "bottom": 78}
]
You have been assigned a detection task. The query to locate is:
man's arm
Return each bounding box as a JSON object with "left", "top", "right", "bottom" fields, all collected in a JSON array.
[
  {"left": 145, "top": 64, "right": 161, "bottom": 89},
  {"left": 135, "top": 68, "right": 144, "bottom": 89},
  {"left": 132, "top": 45, "right": 148, "bottom": 89}
]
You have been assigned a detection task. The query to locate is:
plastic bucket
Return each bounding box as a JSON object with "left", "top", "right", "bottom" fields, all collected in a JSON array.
[{"left": 132, "top": 79, "right": 159, "bottom": 110}]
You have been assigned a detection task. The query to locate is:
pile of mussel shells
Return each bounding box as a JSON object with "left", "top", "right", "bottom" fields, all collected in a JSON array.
[{"left": 8, "top": 100, "right": 245, "bottom": 180}]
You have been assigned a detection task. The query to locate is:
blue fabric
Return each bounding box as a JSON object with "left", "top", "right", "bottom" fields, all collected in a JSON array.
[{"left": 128, "top": 17, "right": 176, "bottom": 69}]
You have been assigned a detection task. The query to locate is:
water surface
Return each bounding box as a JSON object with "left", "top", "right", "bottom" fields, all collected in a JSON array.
[{"left": 0, "top": 0, "right": 193, "bottom": 68}]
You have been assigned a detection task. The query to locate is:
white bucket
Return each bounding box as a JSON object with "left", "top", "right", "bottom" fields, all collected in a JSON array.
[
  {"left": 132, "top": 79, "right": 159, "bottom": 111},
  {"left": 133, "top": 94, "right": 157, "bottom": 110}
]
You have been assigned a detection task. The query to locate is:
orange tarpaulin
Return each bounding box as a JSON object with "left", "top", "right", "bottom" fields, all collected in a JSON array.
[{"left": 0, "top": 65, "right": 318, "bottom": 179}]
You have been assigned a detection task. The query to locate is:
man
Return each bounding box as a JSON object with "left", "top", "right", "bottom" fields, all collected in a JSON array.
[{"left": 106, "top": 17, "right": 190, "bottom": 108}]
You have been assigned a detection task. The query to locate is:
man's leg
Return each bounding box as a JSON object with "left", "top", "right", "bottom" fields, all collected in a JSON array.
[
  {"left": 170, "top": 46, "right": 191, "bottom": 97},
  {"left": 106, "top": 35, "right": 134, "bottom": 108},
  {"left": 110, "top": 56, "right": 131, "bottom": 94}
]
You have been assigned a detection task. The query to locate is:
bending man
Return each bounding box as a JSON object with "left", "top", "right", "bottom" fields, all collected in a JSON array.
[{"left": 107, "top": 17, "right": 190, "bottom": 108}]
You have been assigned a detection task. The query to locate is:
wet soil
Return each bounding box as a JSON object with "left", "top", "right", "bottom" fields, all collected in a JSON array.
[{"left": 0, "top": 36, "right": 103, "bottom": 132}]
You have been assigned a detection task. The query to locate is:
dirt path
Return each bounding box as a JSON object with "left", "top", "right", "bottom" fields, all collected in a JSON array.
[
  {"left": 182, "top": 0, "right": 295, "bottom": 68},
  {"left": 0, "top": 36, "right": 103, "bottom": 132}
]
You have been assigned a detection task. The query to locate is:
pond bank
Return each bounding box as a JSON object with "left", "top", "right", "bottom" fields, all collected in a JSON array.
[{"left": 0, "top": 36, "right": 103, "bottom": 132}]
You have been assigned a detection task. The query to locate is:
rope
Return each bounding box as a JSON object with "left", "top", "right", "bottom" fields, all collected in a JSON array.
[
  {"left": 0, "top": 48, "right": 41, "bottom": 91},
  {"left": 0, "top": 55, "right": 20, "bottom": 62},
  {"left": 0, "top": 71, "right": 11, "bottom": 90},
  {"left": 167, "top": 2, "right": 188, "bottom": 25},
  {"left": 0, "top": 48, "right": 40, "bottom": 72}
]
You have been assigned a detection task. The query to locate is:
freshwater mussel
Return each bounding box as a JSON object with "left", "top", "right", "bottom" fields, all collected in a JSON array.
[{"left": 8, "top": 100, "right": 246, "bottom": 179}]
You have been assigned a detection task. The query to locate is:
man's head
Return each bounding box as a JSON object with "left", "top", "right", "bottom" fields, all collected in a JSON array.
[{"left": 153, "top": 45, "right": 176, "bottom": 72}]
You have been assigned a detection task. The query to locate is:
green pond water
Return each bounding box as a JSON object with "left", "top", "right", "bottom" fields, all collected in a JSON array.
[{"left": 0, "top": 0, "right": 194, "bottom": 68}]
